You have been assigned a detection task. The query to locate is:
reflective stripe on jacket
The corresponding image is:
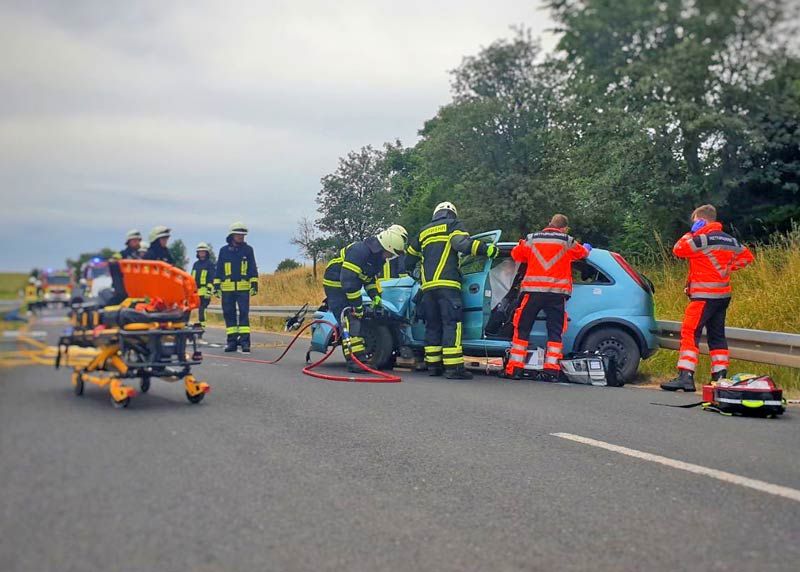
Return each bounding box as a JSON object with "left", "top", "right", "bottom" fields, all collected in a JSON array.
[
  {"left": 213, "top": 241, "right": 258, "bottom": 292},
  {"left": 511, "top": 228, "right": 589, "bottom": 296},
  {"left": 405, "top": 215, "right": 489, "bottom": 291},
  {"left": 673, "top": 222, "right": 754, "bottom": 300},
  {"left": 323, "top": 237, "right": 385, "bottom": 307},
  {"left": 191, "top": 259, "right": 215, "bottom": 297}
]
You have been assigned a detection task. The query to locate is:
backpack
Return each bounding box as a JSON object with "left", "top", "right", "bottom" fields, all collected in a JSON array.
[{"left": 702, "top": 374, "right": 786, "bottom": 417}]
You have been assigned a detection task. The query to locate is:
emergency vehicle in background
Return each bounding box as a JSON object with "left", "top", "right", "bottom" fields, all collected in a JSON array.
[
  {"left": 80, "top": 258, "right": 112, "bottom": 298},
  {"left": 40, "top": 269, "right": 75, "bottom": 308}
]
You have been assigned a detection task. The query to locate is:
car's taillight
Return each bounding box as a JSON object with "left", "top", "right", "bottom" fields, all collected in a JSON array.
[{"left": 611, "top": 252, "right": 653, "bottom": 294}]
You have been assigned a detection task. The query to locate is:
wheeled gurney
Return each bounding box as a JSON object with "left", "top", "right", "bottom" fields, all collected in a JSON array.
[{"left": 56, "top": 259, "right": 210, "bottom": 408}]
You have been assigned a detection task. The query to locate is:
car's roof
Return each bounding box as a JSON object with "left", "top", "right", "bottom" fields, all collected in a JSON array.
[{"left": 497, "top": 241, "right": 608, "bottom": 254}]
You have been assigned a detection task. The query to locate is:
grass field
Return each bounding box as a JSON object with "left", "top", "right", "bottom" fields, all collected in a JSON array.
[{"left": 0, "top": 273, "right": 27, "bottom": 300}]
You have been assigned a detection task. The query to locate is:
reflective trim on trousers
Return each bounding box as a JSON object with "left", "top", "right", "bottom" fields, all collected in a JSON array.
[
  {"left": 689, "top": 291, "right": 732, "bottom": 300},
  {"left": 425, "top": 346, "right": 443, "bottom": 363},
  {"left": 225, "top": 326, "right": 238, "bottom": 335},
  {"left": 238, "top": 326, "right": 251, "bottom": 334},
  {"left": 677, "top": 359, "right": 697, "bottom": 372},
  {"left": 421, "top": 279, "right": 462, "bottom": 291}
]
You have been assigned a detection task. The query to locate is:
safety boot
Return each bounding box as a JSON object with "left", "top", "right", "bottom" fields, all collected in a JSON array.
[
  {"left": 347, "top": 359, "right": 364, "bottom": 374},
  {"left": 427, "top": 365, "right": 444, "bottom": 377},
  {"left": 500, "top": 368, "right": 523, "bottom": 380},
  {"left": 240, "top": 342, "right": 251, "bottom": 353},
  {"left": 660, "top": 369, "right": 696, "bottom": 392},
  {"left": 711, "top": 369, "right": 728, "bottom": 382},
  {"left": 444, "top": 365, "right": 473, "bottom": 380},
  {"left": 538, "top": 370, "right": 560, "bottom": 383},
  {"left": 224, "top": 340, "right": 238, "bottom": 352}
]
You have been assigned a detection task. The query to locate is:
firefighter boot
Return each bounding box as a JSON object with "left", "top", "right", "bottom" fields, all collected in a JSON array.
[
  {"left": 445, "top": 365, "right": 473, "bottom": 380},
  {"left": 347, "top": 355, "right": 365, "bottom": 374},
  {"left": 711, "top": 369, "right": 728, "bottom": 382},
  {"left": 240, "top": 341, "right": 251, "bottom": 353},
  {"left": 224, "top": 339, "right": 238, "bottom": 352},
  {"left": 427, "top": 365, "right": 444, "bottom": 377},
  {"left": 660, "top": 369, "right": 696, "bottom": 392}
]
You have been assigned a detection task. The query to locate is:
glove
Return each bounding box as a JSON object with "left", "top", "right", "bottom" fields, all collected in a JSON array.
[
  {"left": 352, "top": 305, "right": 364, "bottom": 319},
  {"left": 249, "top": 281, "right": 259, "bottom": 297},
  {"left": 691, "top": 219, "right": 707, "bottom": 233},
  {"left": 486, "top": 244, "right": 499, "bottom": 259},
  {"left": 583, "top": 243, "right": 592, "bottom": 252},
  {"left": 371, "top": 295, "right": 382, "bottom": 309},
  {"left": 213, "top": 284, "right": 222, "bottom": 298}
]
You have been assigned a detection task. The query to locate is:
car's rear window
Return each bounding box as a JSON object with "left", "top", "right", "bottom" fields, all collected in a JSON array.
[{"left": 572, "top": 260, "right": 612, "bottom": 284}]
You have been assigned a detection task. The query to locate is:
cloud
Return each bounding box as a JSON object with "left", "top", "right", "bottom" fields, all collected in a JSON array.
[{"left": 0, "top": 0, "right": 555, "bottom": 271}]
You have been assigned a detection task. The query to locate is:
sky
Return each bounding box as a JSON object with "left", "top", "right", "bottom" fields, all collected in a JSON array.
[{"left": 0, "top": 0, "right": 556, "bottom": 272}]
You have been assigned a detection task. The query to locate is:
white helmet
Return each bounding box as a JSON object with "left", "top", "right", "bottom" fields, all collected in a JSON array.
[
  {"left": 138, "top": 241, "right": 149, "bottom": 253},
  {"left": 376, "top": 225, "right": 408, "bottom": 258},
  {"left": 149, "top": 225, "right": 171, "bottom": 242},
  {"left": 28, "top": 276, "right": 36, "bottom": 284},
  {"left": 125, "top": 229, "right": 142, "bottom": 242},
  {"left": 196, "top": 242, "right": 211, "bottom": 253},
  {"left": 433, "top": 201, "right": 458, "bottom": 217},
  {"left": 229, "top": 221, "right": 248, "bottom": 236}
]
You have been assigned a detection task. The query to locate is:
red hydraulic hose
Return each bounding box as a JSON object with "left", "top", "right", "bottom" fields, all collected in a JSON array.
[{"left": 206, "top": 319, "right": 401, "bottom": 383}]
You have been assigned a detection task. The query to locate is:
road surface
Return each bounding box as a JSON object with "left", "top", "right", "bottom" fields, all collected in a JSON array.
[{"left": 1, "top": 315, "right": 798, "bottom": 571}]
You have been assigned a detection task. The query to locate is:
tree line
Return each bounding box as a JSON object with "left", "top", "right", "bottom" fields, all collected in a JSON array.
[{"left": 296, "top": 0, "right": 799, "bottom": 267}]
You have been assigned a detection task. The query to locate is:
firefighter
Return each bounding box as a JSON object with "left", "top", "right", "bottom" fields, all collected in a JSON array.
[
  {"left": 323, "top": 226, "right": 407, "bottom": 372},
  {"left": 24, "top": 276, "right": 39, "bottom": 315},
  {"left": 405, "top": 202, "right": 497, "bottom": 379},
  {"left": 502, "top": 214, "right": 590, "bottom": 381},
  {"left": 145, "top": 226, "right": 175, "bottom": 265},
  {"left": 138, "top": 241, "right": 149, "bottom": 257},
  {"left": 190, "top": 242, "right": 215, "bottom": 329},
  {"left": 379, "top": 224, "right": 409, "bottom": 283},
  {"left": 213, "top": 222, "right": 258, "bottom": 353},
  {"left": 661, "top": 204, "right": 754, "bottom": 392},
  {"left": 118, "top": 229, "right": 143, "bottom": 259}
]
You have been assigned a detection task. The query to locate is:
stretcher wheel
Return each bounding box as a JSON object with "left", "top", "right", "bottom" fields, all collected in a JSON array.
[
  {"left": 186, "top": 390, "right": 205, "bottom": 404},
  {"left": 140, "top": 376, "right": 151, "bottom": 393},
  {"left": 111, "top": 396, "right": 131, "bottom": 409},
  {"left": 72, "top": 372, "right": 84, "bottom": 396}
]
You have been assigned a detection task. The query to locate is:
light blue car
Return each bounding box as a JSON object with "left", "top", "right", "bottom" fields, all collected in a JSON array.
[{"left": 310, "top": 230, "right": 659, "bottom": 381}]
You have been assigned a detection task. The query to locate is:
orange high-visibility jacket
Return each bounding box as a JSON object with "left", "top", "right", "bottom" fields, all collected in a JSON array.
[
  {"left": 673, "top": 222, "right": 754, "bottom": 300},
  {"left": 511, "top": 227, "right": 589, "bottom": 296}
]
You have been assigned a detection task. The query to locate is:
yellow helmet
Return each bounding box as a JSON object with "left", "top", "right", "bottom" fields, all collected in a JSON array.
[
  {"left": 125, "top": 229, "right": 142, "bottom": 242},
  {"left": 376, "top": 225, "right": 408, "bottom": 258},
  {"left": 195, "top": 242, "right": 211, "bottom": 253},
  {"left": 433, "top": 201, "right": 458, "bottom": 218},
  {"left": 229, "top": 221, "right": 248, "bottom": 236},
  {"left": 149, "top": 225, "right": 170, "bottom": 242}
]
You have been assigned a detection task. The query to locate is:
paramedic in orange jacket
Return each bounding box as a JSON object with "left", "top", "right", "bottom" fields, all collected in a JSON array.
[
  {"left": 661, "top": 204, "right": 754, "bottom": 392},
  {"left": 504, "top": 214, "right": 590, "bottom": 381}
]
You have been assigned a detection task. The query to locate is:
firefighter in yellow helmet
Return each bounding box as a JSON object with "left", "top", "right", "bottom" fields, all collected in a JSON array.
[
  {"left": 24, "top": 276, "right": 40, "bottom": 315},
  {"left": 405, "top": 202, "right": 497, "bottom": 379},
  {"left": 190, "top": 242, "right": 215, "bottom": 329},
  {"left": 213, "top": 222, "right": 258, "bottom": 352},
  {"left": 322, "top": 226, "right": 407, "bottom": 372}
]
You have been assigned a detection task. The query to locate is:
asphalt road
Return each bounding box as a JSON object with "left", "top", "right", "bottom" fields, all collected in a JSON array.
[{"left": 1, "top": 314, "right": 799, "bottom": 572}]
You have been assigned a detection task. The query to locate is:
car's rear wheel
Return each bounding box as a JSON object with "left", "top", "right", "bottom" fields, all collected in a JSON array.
[
  {"left": 360, "top": 321, "right": 395, "bottom": 370},
  {"left": 579, "top": 327, "right": 640, "bottom": 382}
]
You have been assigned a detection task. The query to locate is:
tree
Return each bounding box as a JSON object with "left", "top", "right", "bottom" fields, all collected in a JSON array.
[
  {"left": 316, "top": 143, "right": 403, "bottom": 244},
  {"left": 275, "top": 258, "right": 302, "bottom": 273},
  {"left": 169, "top": 239, "right": 189, "bottom": 270},
  {"left": 290, "top": 217, "right": 335, "bottom": 278}
]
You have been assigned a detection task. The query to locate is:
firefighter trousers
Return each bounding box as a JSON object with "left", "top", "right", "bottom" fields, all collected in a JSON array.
[
  {"left": 677, "top": 298, "right": 730, "bottom": 375},
  {"left": 221, "top": 291, "right": 251, "bottom": 344},
  {"left": 506, "top": 292, "right": 568, "bottom": 374},
  {"left": 198, "top": 296, "right": 210, "bottom": 327},
  {"left": 324, "top": 285, "right": 365, "bottom": 361},
  {"left": 421, "top": 288, "right": 464, "bottom": 370}
]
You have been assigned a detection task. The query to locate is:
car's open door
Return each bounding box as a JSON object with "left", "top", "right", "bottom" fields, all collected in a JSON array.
[{"left": 459, "top": 230, "right": 502, "bottom": 341}]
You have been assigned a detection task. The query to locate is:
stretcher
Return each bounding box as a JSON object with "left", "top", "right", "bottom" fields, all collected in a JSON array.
[{"left": 56, "top": 259, "right": 210, "bottom": 408}]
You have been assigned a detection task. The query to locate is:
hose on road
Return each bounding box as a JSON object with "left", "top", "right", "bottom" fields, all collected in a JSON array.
[{"left": 206, "top": 317, "right": 402, "bottom": 383}]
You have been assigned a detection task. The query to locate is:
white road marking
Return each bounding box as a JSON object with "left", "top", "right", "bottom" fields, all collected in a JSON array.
[{"left": 551, "top": 432, "right": 800, "bottom": 503}]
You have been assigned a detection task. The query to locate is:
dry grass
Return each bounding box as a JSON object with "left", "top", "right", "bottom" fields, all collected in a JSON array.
[{"left": 253, "top": 266, "right": 324, "bottom": 307}]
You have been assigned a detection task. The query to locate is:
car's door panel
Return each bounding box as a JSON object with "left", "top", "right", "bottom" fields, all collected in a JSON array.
[{"left": 460, "top": 230, "right": 501, "bottom": 341}]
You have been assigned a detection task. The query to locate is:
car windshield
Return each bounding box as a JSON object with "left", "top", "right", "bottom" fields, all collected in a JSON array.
[
  {"left": 47, "top": 275, "right": 70, "bottom": 285},
  {"left": 90, "top": 266, "right": 109, "bottom": 278}
]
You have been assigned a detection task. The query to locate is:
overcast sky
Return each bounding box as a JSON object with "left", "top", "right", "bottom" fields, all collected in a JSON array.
[{"left": 0, "top": 0, "right": 555, "bottom": 272}]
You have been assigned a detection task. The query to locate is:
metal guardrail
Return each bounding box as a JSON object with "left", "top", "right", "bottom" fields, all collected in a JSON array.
[
  {"left": 207, "top": 305, "right": 306, "bottom": 318},
  {"left": 656, "top": 320, "right": 800, "bottom": 369},
  {"left": 208, "top": 306, "right": 799, "bottom": 368}
]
